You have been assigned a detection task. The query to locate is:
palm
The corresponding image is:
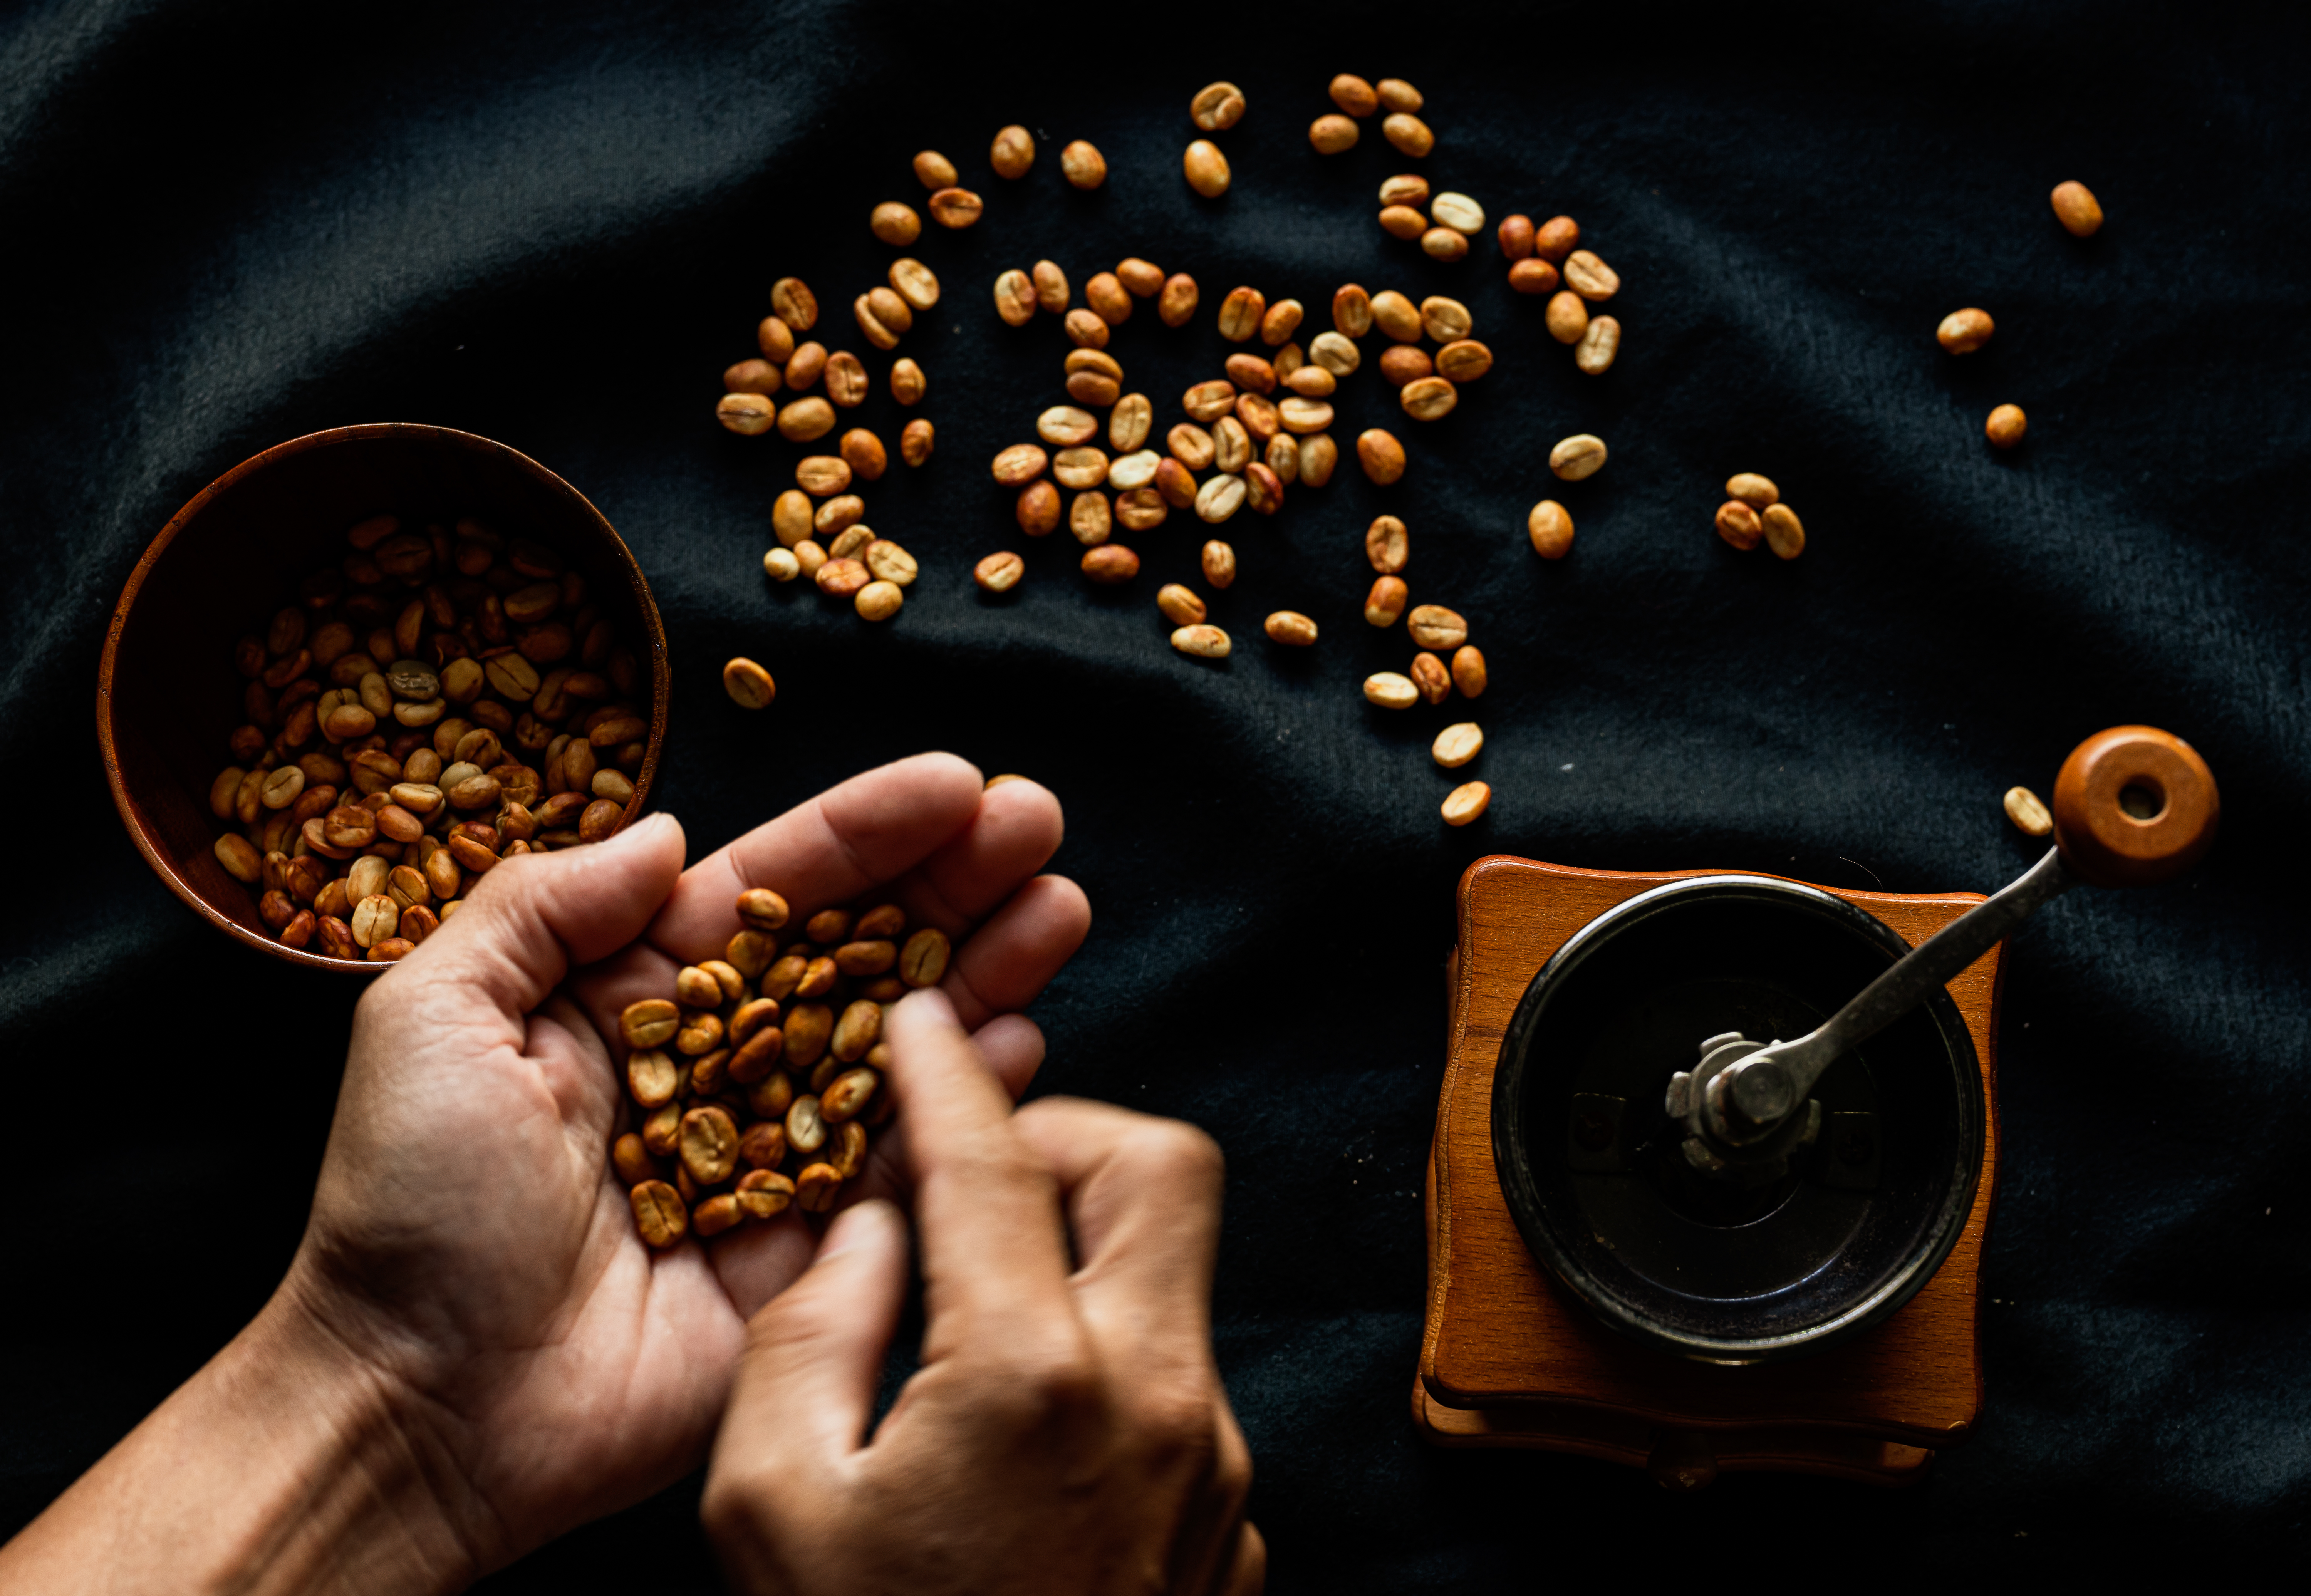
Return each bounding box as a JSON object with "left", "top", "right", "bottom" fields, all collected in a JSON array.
[{"left": 294, "top": 756, "right": 1089, "bottom": 1566}]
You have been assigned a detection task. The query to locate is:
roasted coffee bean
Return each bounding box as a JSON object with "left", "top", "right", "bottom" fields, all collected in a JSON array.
[
  {"left": 1409, "top": 651, "right": 1451, "bottom": 705},
  {"left": 1986, "top": 404, "right": 2028, "bottom": 449},
  {"left": 991, "top": 124, "right": 1035, "bottom": 179},
  {"left": 1451, "top": 646, "right": 1488, "bottom": 698},
  {"left": 1201, "top": 540, "right": 1236, "bottom": 588},
  {"left": 1263, "top": 611, "right": 1317, "bottom": 646},
  {"left": 1549, "top": 434, "right": 1607, "bottom": 481},
  {"left": 1170, "top": 624, "right": 1231, "bottom": 659},
  {"left": 1508, "top": 257, "right": 1560, "bottom": 295},
  {"left": 1310, "top": 113, "right": 1360, "bottom": 153},
  {"left": 1574, "top": 316, "right": 1620, "bottom": 375},
  {"left": 1400, "top": 377, "right": 1457, "bottom": 421},
  {"left": 993, "top": 443, "right": 1049, "bottom": 485},
  {"left": 1158, "top": 583, "right": 1207, "bottom": 625},
  {"left": 1383, "top": 113, "right": 1434, "bottom": 156},
  {"left": 1432, "top": 722, "right": 1484, "bottom": 769},
  {"left": 1545, "top": 290, "right": 1589, "bottom": 344},
  {"left": 1260, "top": 299, "right": 1304, "bottom": 346},
  {"left": 1442, "top": 781, "right": 1492, "bottom": 826},
  {"left": 1062, "top": 139, "right": 1107, "bottom": 188},
  {"left": 1715, "top": 501, "right": 1764, "bottom": 551},
  {"left": 901, "top": 419, "right": 935, "bottom": 466},
  {"left": 771, "top": 278, "right": 818, "bottom": 330},
  {"left": 1191, "top": 80, "right": 1246, "bottom": 130},
  {"left": 1367, "top": 515, "right": 1409, "bottom": 573},
  {"left": 1158, "top": 272, "right": 1200, "bottom": 327},
  {"left": 1357, "top": 429, "right": 1407, "bottom": 484},
  {"left": 914, "top": 149, "right": 958, "bottom": 189},
  {"left": 1526, "top": 499, "right": 1575, "bottom": 560},
  {"left": 891, "top": 358, "right": 926, "bottom": 405},
  {"left": 2051, "top": 180, "right": 2103, "bottom": 237},
  {"left": 870, "top": 201, "right": 921, "bottom": 245},
  {"left": 974, "top": 551, "right": 1025, "bottom": 592},
  {"left": 2004, "top": 785, "right": 2055, "bottom": 837},
  {"left": 928, "top": 188, "right": 984, "bottom": 228},
  {"left": 1725, "top": 473, "right": 1779, "bottom": 508},
  {"left": 717, "top": 393, "right": 775, "bottom": 436},
  {"left": 1364, "top": 672, "right": 1417, "bottom": 709},
  {"left": 1082, "top": 545, "right": 1140, "bottom": 583},
  {"left": 1365, "top": 575, "right": 1409, "bottom": 628},
  {"left": 1437, "top": 340, "right": 1493, "bottom": 382},
  {"left": 679, "top": 1106, "right": 741, "bottom": 1185},
  {"left": 1407, "top": 605, "right": 1468, "bottom": 650},
  {"left": 1370, "top": 290, "right": 1421, "bottom": 342},
  {"left": 786, "top": 1092, "right": 828, "bottom": 1155},
  {"left": 1378, "top": 345, "right": 1432, "bottom": 387},
  {"left": 727, "top": 357, "right": 783, "bottom": 398},
  {"left": 995, "top": 268, "right": 1038, "bottom": 326},
  {"left": 1184, "top": 140, "right": 1231, "bottom": 198},
  {"left": 631, "top": 1181, "right": 688, "bottom": 1247},
  {"left": 1216, "top": 287, "right": 1265, "bottom": 342},
  {"left": 1420, "top": 227, "right": 1468, "bottom": 261},
  {"left": 1762, "top": 504, "right": 1806, "bottom": 560},
  {"left": 1937, "top": 307, "right": 1994, "bottom": 354},
  {"left": 1017, "top": 480, "right": 1062, "bottom": 536},
  {"left": 1109, "top": 394, "right": 1153, "bottom": 452}
]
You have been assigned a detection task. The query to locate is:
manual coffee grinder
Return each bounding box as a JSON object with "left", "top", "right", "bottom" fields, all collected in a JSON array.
[{"left": 1415, "top": 726, "right": 2218, "bottom": 1487}]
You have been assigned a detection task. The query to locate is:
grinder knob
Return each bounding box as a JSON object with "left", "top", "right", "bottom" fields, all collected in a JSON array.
[{"left": 2051, "top": 725, "right": 2220, "bottom": 887}]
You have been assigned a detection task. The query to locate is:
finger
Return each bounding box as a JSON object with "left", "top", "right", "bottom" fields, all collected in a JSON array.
[
  {"left": 1217, "top": 1523, "right": 1266, "bottom": 1596},
  {"left": 887, "top": 777, "right": 1065, "bottom": 935},
  {"left": 882, "top": 989, "right": 1075, "bottom": 1343},
  {"left": 822, "top": 1012, "right": 1050, "bottom": 1219},
  {"left": 708, "top": 1208, "right": 841, "bottom": 1333},
  {"left": 1008, "top": 1098, "right": 1226, "bottom": 1362},
  {"left": 646, "top": 753, "right": 984, "bottom": 962},
  {"left": 1181, "top": 1404, "right": 1257, "bottom": 1596},
  {"left": 712, "top": 1199, "right": 911, "bottom": 1477},
  {"left": 940, "top": 874, "right": 1092, "bottom": 1030},
  {"left": 368, "top": 812, "right": 686, "bottom": 1029}
]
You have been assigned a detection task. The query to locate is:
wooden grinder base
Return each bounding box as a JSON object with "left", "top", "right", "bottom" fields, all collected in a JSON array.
[{"left": 1417, "top": 857, "right": 2004, "bottom": 1488}]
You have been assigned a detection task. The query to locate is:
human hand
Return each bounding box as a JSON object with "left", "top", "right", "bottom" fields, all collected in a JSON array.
[
  {"left": 276, "top": 753, "right": 1089, "bottom": 1582},
  {"left": 702, "top": 989, "right": 1263, "bottom": 1596}
]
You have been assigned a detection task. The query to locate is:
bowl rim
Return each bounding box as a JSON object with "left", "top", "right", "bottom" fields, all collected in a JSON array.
[{"left": 97, "top": 421, "right": 670, "bottom": 974}]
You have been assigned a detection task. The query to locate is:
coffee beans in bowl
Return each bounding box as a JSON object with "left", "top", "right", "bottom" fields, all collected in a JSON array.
[{"left": 101, "top": 424, "right": 667, "bottom": 971}]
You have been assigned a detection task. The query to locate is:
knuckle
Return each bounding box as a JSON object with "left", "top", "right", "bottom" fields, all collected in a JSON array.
[
  {"left": 1129, "top": 1381, "right": 1223, "bottom": 1469},
  {"left": 977, "top": 1325, "right": 1102, "bottom": 1427},
  {"left": 1125, "top": 1117, "right": 1226, "bottom": 1194}
]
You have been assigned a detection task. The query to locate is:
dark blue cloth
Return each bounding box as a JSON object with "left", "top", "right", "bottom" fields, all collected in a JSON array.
[{"left": 3, "top": 1, "right": 2306, "bottom": 1583}]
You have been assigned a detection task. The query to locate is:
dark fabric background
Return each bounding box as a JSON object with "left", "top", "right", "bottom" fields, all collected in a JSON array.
[{"left": 3, "top": 0, "right": 2306, "bottom": 1583}]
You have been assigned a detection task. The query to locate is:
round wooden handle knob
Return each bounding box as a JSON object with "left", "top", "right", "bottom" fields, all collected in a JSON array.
[{"left": 2051, "top": 725, "right": 2219, "bottom": 887}]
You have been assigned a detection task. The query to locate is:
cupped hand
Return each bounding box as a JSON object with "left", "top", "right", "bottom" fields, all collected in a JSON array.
[{"left": 276, "top": 753, "right": 1088, "bottom": 1579}]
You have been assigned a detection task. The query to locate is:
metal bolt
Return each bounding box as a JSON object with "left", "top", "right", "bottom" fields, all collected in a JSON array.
[{"left": 1728, "top": 1059, "right": 1794, "bottom": 1126}]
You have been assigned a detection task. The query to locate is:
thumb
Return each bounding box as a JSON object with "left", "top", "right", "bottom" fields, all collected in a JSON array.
[
  {"left": 384, "top": 812, "right": 688, "bottom": 1021},
  {"left": 715, "top": 1199, "right": 912, "bottom": 1478}
]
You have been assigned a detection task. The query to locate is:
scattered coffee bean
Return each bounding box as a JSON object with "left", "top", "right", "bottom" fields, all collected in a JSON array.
[
  {"left": 870, "top": 202, "right": 920, "bottom": 245},
  {"left": 1157, "top": 584, "right": 1207, "bottom": 625},
  {"left": 1400, "top": 377, "right": 1457, "bottom": 421},
  {"left": 1365, "top": 576, "right": 1409, "bottom": 627},
  {"left": 1061, "top": 141, "right": 1107, "bottom": 188},
  {"left": 1451, "top": 646, "right": 1487, "bottom": 698},
  {"left": 1986, "top": 404, "right": 2028, "bottom": 449},
  {"left": 1159, "top": 273, "right": 1200, "bottom": 327},
  {"left": 1574, "top": 316, "right": 1620, "bottom": 375},
  {"left": 1549, "top": 434, "right": 1607, "bottom": 481},
  {"left": 1545, "top": 290, "right": 1588, "bottom": 344},
  {"left": 1725, "top": 473, "right": 1779, "bottom": 508},
  {"left": 1265, "top": 611, "right": 1318, "bottom": 645},
  {"left": 1201, "top": 540, "right": 1236, "bottom": 588},
  {"left": 1357, "top": 429, "right": 1407, "bottom": 484},
  {"left": 1407, "top": 605, "right": 1467, "bottom": 651},
  {"left": 1410, "top": 651, "right": 1451, "bottom": 705},
  {"left": 1184, "top": 140, "right": 1231, "bottom": 198},
  {"left": 1715, "top": 501, "right": 1764, "bottom": 551},
  {"left": 1383, "top": 113, "right": 1434, "bottom": 157},
  {"left": 974, "top": 551, "right": 1025, "bottom": 593},
  {"left": 1364, "top": 672, "right": 1418, "bottom": 709},
  {"left": 900, "top": 419, "right": 935, "bottom": 466},
  {"left": 717, "top": 393, "right": 775, "bottom": 435},
  {"left": 1170, "top": 624, "right": 1231, "bottom": 659},
  {"left": 1937, "top": 308, "right": 1994, "bottom": 354},
  {"left": 912, "top": 150, "right": 957, "bottom": 189},
  {"left": 1498, "top": 214, "right": 1535, "bottom": 258},
  {"left": 1432, "top": 722, "right": 1483, "bottom": 768},
  {"left": 1507, "top": 258, "right": 1560, "bottom": 295},
  {"left": 929, "top": 188, "right": 984, "bottom": 228},
  {"left": 724, "top": 657, "right": 775, "bottom": 709},
  {"left": 1330, "top": 74, "right": 1378, "bottom": 116},
  {"left": 1311, "top": 114, "right": 1360, "bottom": 153},
  {"left": 1762, "top": 504, "right": 1805, "bottom": 560},
  {"left": 2050, "top": 181, "right": 2103, "bottom": 237},
  {"left": 1034, "top": 260, "right": 1072, "bottom": 314},
  {"left": 991, "top": 125, "right": 1035, "bottom": 179},
  {"left": 1367, "top": 515, "right": 1409, "bottom": 573},
  {"left": 2004, "top": 785, "right": 2054, "bottom": 837},
  {"left": 1441, "top": 781, "right": 1491, "bottom": 826},
  {"left": 1191, "top": 81, "right": 1246, "bottom": 131}
]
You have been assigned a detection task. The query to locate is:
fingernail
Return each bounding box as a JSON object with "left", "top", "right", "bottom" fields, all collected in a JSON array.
[
  {"left": 817, "top": 1198, "right": 900, "bottom": 1263},
  {"left": 600, "top": 811, "right": 680, "bottom": 852}
]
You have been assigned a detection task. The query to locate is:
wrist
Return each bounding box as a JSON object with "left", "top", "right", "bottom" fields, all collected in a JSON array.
[{"left": 0, "top": 1268, "right": 486, "bottom": 1596}]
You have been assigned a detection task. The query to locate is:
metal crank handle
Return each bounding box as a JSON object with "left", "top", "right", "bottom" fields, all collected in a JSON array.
[{"left": 1704, "top": 726, "right": 2220, "bottom": 1148}]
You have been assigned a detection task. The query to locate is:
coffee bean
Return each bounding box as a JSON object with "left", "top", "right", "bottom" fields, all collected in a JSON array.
[
  {"left": 630, "top": 1181, "right": 688, "bottom": 1247},
  {"left": 1383, "top": 113, "right": 1434, "bottom": 156},
  {"left": 1062, "top": 140, "right": 1107, "bottom": 188},
  {"left": 901, "top": 419, "right": 934, "bottom": 466},
  {"left": 928, "top": 188, "right": 983, "bottom": 228},
  {"left": 1725, "top": 473, "right": 1779, "bottom": 508},
  {"left": 2004, "top": 785, "right": 2055, "bottom": 837},
  {"left": 1432, "top": 722, "right": 1484, "bottom": 768},
  {"left": 1357, "top": 429, "right": 1407, "bottom": 484},
  {"left": 1110, "top": 394, "right": 1153, "bottom": 451},
  {"left": 870, "top": 202, "right": 920, "bottom": 245},
  {"left": 1370, "top": 290, "right": 1421, "bottom": 342},
  {"left": 1333, "top": 284, "right": 1374, "bottom": 337},
  {"left": 1330, "top": 74, "right": 1379, "bottom": 116},
  {"left": 889, "top": 257, "right": 940, "bottom": 312},
  {"left": 1545, "top": 290, "right": 1589, "bottom": 344},
  {"left": 1365, "top": 575, "right": 1409, "bottom": 627},
  {"left": 1191, "top": 81, "right": 1246, "bottom": 130},
  {"left": 1549, "top": 434, "right": 1607, "bottom": 481},
  {"left": 1201, "top": 540, "right": 1236, "bottom": 588},
  {"left": 1420, "top": 228, "right": 1468, "bottom": 261},
  {"left": 991, "top": 124, "right": 1035, "bottom": 179},
  {"left": 1937, "top": 308, "right": 1994, "bottom": 354},
  {"left": 1407, "top": 605, "right": 1467, "bottom": 650},
  {"left": 1366, "top": 515, "right": 1409, "bottom": 573},
  {"left": 776, "top": 396, "right": 836, "bottom": 442},
  {"left": 723, "top": 658, "right": 775, "bottom": 709},
  {"left": 1986, "top": 404, "right": 2028, "bottom": 449},
  {"left": 1762, "top": 504, "right": 1806, "bottom": 560},
  {"left": 1157, "top": 583, "right": 1207, "bottom": 625},
  {"left": 717, "top": 393, "right": 775, "bottom": 435},
  {"left": 1184, "top": 140, "right": 1231, "bottom": 198},
  {"left": 1379, "top": 346, "right": 1433, "bottom": 387},
  {"left": 1441, "top": 781, "right": 1491, "bottom": 826},
  {"left": 1715, "top": 501, "right": 1763, "bottom": 551},
  {"left": 1170, "top": 623, "right": 1232, "bottom": 659},
  {"left": 1217, "top": 287, "right": 1265, "bottom": 342},
  {"left": 1310, "top": 114, "right": 1359, "bottom": 153},
  {"left": 1400, "top": 377, "right": 1457, "bottom": 421},
  {"left": 2051, "top": 180, "right": 2103, "bottom": 237},
  {"left": 1508, "top": 258, "right": 1560, "bottom": 295},
  {"left": 1158, "top": 273, "right": 1200, "bottom": 327},
  {"left": 1364, "top": 672, "right": 1418, "bottom": 709},
  {"left": 974, "top": 551, "right": 1025, "bottom": 593},
  {"left": 891, "top": 358, "right": 926, "bottom": 406},
  {"left": 1574, "top": 316, "right": 1620, "bottom": 375},
  {"left": 1264, "top": 611, "right": 1318, "bottom": 645}
]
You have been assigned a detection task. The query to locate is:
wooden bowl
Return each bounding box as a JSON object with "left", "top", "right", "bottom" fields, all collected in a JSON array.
[{"left": 98, "top": 423, "right": 669, "bottom": 973}]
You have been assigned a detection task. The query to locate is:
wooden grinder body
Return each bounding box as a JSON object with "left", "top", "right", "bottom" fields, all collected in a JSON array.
[{"left": 1416, "top": 856, "right": 2006, "bottom": 1488}]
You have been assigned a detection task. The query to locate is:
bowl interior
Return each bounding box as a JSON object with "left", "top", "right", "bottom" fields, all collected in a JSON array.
[
  {"left": 1491, "top": 877, "right": 1984, "bottom": 1361},
  {"left": 100, "top": 423, "right": 668, "bottom": 971}
]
